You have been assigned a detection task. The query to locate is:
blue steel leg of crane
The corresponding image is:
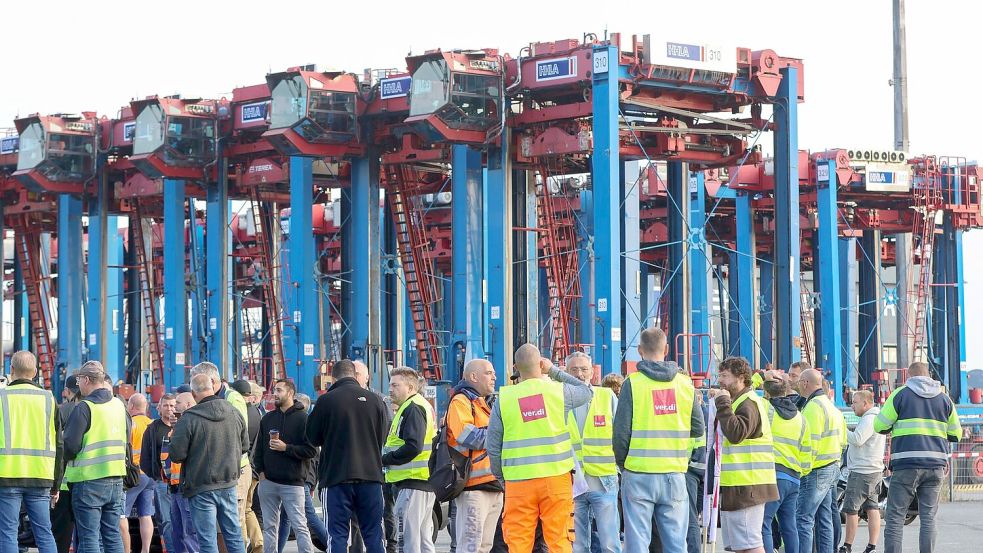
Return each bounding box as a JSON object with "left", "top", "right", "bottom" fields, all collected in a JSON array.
[
  {"left": 936, "top": 215, "right": 967, "bottom": 401},
  {"left": 452, "top": 144, "right": 485, "bottom": 381},
  {"left": 731, "top": 192, "right": 755, "bottom": 361},
  {"left": 772, "top": 66, "right": 801, "bottom": 370},
  {"left": 57, "top": 195, "right": 83, "bottom": 378},
  {"left": 284, "top": 156, "right": 317, "bottom": 396},
  {"left": 112, "top": 237, "right": 124, "bottom": 380},
  {"left": 622, "top": 161, "right": 642, "bottom": 365},
  {"left": 484, "top": 142, "right": 512, "bottom": 382},
  {"left": 839, "top": 238, "right": 858, "bottom": 387},
  {"left": 349, "top": 155, "right": 381, "bottom": 364},
  {"left": 443, "top": 271, "right": 455, "bottom": 369},
  {"left": 577, "top": 189, "right": 593, "bottom": 351},
  {"left": 688, "top": 171, "right": 710, "bottom": 373},
  {"left": 759, "top": 256, "right": 774, "bottom": 369},
  {"left": 13, "top": 259, "right": 28, "bottom": 352},
  {"left": 952, "top": 227, "right": 967, "bottom": 402},
  {"left": 858, "top": 230, "right": 881, "bottom": 388},
  {"left": 639, "top": 263, "right": 651, "bottom": 329},
  {"left": 667, "top": 161, "right": 686, "bottom": 358},
  {"left": 206, "top": 167, "right": 231, "bottom": 374},
  {"left": 189, "top": 220, "right": 205, "bottom": 365},
  {"left": 163, "top": 179, "right": 187, "bottom": 391},
  {"left": 591, "top": 44, "right": 622, "bottom": 375},
  {"left": 816, "top": 160, "right": 844, "bottom": 404},
  {"left": 86, "top": 180, "right": 123, "bottom": 380}
]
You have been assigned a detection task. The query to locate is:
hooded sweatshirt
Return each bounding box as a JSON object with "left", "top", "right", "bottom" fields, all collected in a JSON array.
[
  {"left": 847, "top": 406, "right": 886, "bottom": 474},
  {"left": 874, "top": 375, "right": 961, "bottom": 471},
  {"left": 613, "top": 360, "right": 705, "bottom": 469},
  {"left": 169, "top": 395, "right": 249, "bottom": 498},
  {"left": 768, "top": 396, "right": 805, "bottom": 480}
]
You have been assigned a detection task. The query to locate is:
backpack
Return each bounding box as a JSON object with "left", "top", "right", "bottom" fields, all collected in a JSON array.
[{"left": 428, "top": 394, "right": 474, "bottom": 503}]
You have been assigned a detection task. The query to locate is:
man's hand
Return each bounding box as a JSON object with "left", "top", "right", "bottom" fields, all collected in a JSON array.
[
  {"left": 50, "top": 491, "right": 59, "bottom": 508},
  {"left": 708, "top": 388, "right": 731, "bottom": 400},
  {"left": 258, "top": 472, "right": 266, "bottom": 481},
  {"left": 539, "top": 357, "right": 552, "bottom": 376},
  {"left": 269, "top": 438, "right": 287, "bottom": 452}
]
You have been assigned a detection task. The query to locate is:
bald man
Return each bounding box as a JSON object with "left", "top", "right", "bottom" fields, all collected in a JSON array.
[
  {"left": 795, "top": 369, "right": 846, "bottom": 553},
  {"left": 166, "top": 393, "right": 200, "bottom": 553},
  {"left": 487, "top": 344, "right": 592, "bottom": 553},
  {"left": 122, "top": 394, "right": 156, "bottom": 553},
  {"left": 353, "top": 361, "right": 370, "bottom": 389},
  {"left": 446, "top": 359, "right": 501, "bottom": 553}
]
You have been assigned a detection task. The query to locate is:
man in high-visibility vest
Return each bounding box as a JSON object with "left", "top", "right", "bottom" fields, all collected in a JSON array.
[
  {"left": 487, "top": 343, "right": 592, "bottom": 553},
  {"left": 382, "top": 366, "right": 437, "bottom": 553},
  {"left": 189, "top": 361, "right": 253, "bottom": 549},
  {"left": 564, "top": 351, "right": 620, "bottom": 553},
  {"left": 761, "top": 371, "right": 813, "bottom": 553},
  {"left": 0, "top": 350, "right": 63, "bottom": 553},
  {"left": 612, "top": 328, "right": 703, "bottom": 553},
  {"left": 874, "top": 361, "right": 961, "bottom": 553},
  {"left": 53, "top": 374, "right": 81, "bottom": 553},
  {"left": 710, "top": 357, "right": 779, "bottom": 553},
  {"left": 121, "top": 393, "right": 155, "bottom": 553},
  {"left": 446, "top": 359, "right": 502, "bottom": 553},
  {"left": 795, "top": 368, "right": 846, "bottom": 553},
  {"left": 63, "top": 360, "right": 131, "bottom": 553}
]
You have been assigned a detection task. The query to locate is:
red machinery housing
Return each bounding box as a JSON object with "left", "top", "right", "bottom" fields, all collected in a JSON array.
[
  {"left": 13, "top": 113, "right": 99, "bottom": 194},
  {"left": 130, "top": 96, "right": 225, "bottom": 180}
]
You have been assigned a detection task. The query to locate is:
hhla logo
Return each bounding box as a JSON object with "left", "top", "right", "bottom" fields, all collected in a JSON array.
[
  {"left": 518, "top": 394, "right": 547, "bottom": 422},
  {"left": 651, "top": 389, "right": 678, "bottom": 415}
]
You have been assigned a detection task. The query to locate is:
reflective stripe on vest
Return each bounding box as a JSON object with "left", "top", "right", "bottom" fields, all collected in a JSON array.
[
  {"left": 803, "top": 394, "right": 844, "bottom": 469},
  {"left": 499, "top": 379, "right": 573, "bottom": 481},
  {"left": 720, "top": 392, "right": 777, "bottom": 487},
  {"left": 625, "top": 372, "right": 694, "bottom": 473},
  {"left": 65, "top": 398, "right": 128, "bottom": 483},
  {"left": 767, "top": 405, "right": 809, "bottom": 476},
  {"left": 384, "top": 394, "right": 435, "bottom": 483},
  {"left": 0, "top": 384, "right": 57, "bottom": 480},
  {"left": 567, "top": 386, "right": 616, "bottom": 476}
]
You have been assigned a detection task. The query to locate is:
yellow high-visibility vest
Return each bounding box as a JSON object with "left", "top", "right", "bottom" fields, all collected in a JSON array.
[
  {"left": 624, "top": 372, "right": 694, "bottom": 473},
  {"left": 719, "top": 392, "right": 777, "bottom": 487},
  {"left": 0, "top": 383, "right": 57, "bottom": 480},
  {"left": 384, "top": 394, "right": 436, "bottom": 483},
  {"left": 499, "top": 378, "right": 573, "bottom": 481},
  {"left": 567, "top": 386, "right": 616, "bottom": 477},
  {"left": 65, "top": 398, "right": 128, "bottom": 483}
]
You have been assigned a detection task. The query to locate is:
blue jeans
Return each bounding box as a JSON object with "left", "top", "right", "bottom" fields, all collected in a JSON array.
[
  {"left": 621, "top": 471, "right": 688, "bottom": 553},
  {"left": 684, "top": 471, "right": 703, "bottom": 553},
  {"left": 573, "top": 476, "right": 621, "bottom": 553},
  {"left": 188, "top": 487, "right": 245, "bottom": 553},
  {"left": 324, "top": 482, "right": 385, "bottom": 553},
  {"left": 70, "top": 477, "right": 125, "bottom": 553},
  {"left": 0, "top": 486, "right": 57, "bottom": 553},
  {"left": 796, "top": 463, "right": 839, "bottom": 553},
  {"left": 155, "top": 481, "right": 173, "bottom": 552},
  {"left": 763, "top": 478, "right": 800, "bottom": 553},
  {"left": 277, "top": 484, "right": 328, "bottom": 552},
  {"left": 171, "top": 490, "right": 200, "bottom": 553}
]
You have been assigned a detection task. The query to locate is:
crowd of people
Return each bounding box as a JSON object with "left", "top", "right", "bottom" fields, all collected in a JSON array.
[{"left": 0, "top": 325, "right": 963, "bottom": 553}]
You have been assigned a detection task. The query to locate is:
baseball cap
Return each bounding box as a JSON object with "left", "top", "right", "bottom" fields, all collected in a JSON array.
[
  {"left": 231, "top": 379, "right": 252, "bottom": 397},
  {"left": 249, "top": 380, "right": 265, "bottom": 396},
  {"left": 175, "top": 384, "right": 192, "bottom": 394}
]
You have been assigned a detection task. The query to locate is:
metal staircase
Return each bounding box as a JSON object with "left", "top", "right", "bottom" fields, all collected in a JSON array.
[
  {"left": 129, "top": 201, "right": 165, "bottom": 387},
  {"left": 249, "top": 189, "right": 285, "bottom": 383},
  {"left": 11, "top": 215, "right": 55, "bottom": 388},
  {"left": 907, "top": 157, "right": 943, "bottom": 365}
]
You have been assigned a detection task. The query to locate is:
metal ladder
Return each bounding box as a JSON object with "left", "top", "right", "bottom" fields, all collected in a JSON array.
[
  {"left": 907, "top": 157, "right": 943, "bottom": 365},
  {"left": 12, "top": 215, "right": 55, "bottom": 388},
  {"left": 249, "top": 188, "right": 285, "bottom": 383},
  {"left": 799, "top": 282, "right": 816, "bottom": 367},
  {"left": 129, "top": 201, "right": 165, "bottom": 386},
  {"left": 385, "top": 164, "right": 443, "bottom": 380}
]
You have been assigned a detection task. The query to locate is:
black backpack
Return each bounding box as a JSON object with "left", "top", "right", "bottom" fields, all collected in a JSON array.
[{"left": 428, "top": 394, "right": 475, "bottom": 503}]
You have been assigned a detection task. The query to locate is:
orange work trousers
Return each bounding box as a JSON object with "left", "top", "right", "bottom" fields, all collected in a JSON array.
[{"left": 503, "top": 473, "right": 574, "bottom": 553}]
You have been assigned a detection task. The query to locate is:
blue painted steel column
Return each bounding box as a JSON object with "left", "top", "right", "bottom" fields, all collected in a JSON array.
[
  {"left": 57, "top": 195, "right": 83, "bottom": 375},
  {"left": 729, "top": 193, "right": 755, "bottom": 361},
  {"left": 858, "top": 230, "right": 881, "bottom": 388},
  {"left": 839, "top": 238, "right": 858, "bottom": 388},
  {"left": 667, "top": 162, "right": 686, "bottom": 358},
  {"left": 349, "top": 155, "right": 381, "bottom": 365},
  {"left": 952, "top": 226, "right": 967, "bottom": 403},
  {"left": 86, "top": 170, "right": 124, "bottom": 381},
  {"left": 284, "top": 156, "right": 318, "bottom": 395},
  {"left": 622, "top": 161, "right": 641, "bottom": 367},
  {"left": 815, "top": 160, "right": 844, "bottom": 403},
  {"left": 772, "top": 66, "right": 801, "bottom": 370},
  {"left": 484, "top": 140, "right": 512, "bottom": 382},
  {"left": 688, "top": 171, "right": 710, "bottom": 374},
  {"left": 163, "top": 179, "right": 186, "bottom": 390},
  {"left": 206, "top": 162, "right": 230, "bottom": 375},
  {"left": 576, "top": 189, "right": 593, "bottom": 352},
  {"left": 759, "top": 256, "right": 774, "bottom": 368},
  {"left": 189, "top": 219, "right": 205, "bottom": 365},
  {"left": 13, "top": 259, "right": 29, "bottom": 353},
  {"left": 451, "top": 144, "right": 485, "bottom": 382}
]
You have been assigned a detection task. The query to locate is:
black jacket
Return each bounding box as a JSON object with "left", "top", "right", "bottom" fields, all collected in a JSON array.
[
  {"left": 254, "top": 400, "right": 317, "bottom": 486},
  {"left": 306, "top": 377, "right": 388, "bottom": 489},
  {"left": 139, "top": 419, "right": 173, "bottom": 481},
  {"left": 170, "top": 395, "right": 249, "bottom": 498},
  {"left": 382, "top": 396, "right": 431, "bottom": 492}
]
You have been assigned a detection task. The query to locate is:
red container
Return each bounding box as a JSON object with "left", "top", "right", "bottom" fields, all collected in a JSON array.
[{"left": 969, "top": 388, "right": 983, "bottom": 404}]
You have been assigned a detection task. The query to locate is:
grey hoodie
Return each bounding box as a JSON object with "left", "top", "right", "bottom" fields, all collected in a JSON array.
[
  {"left": 906, "top": 375, "right": 942, "bottom": 398},
  {"left": 169, "top": 395, "right": 249, "bottom": 498},
  {"left": 613, "top": 360, "right": 705, "bottom": 470}
]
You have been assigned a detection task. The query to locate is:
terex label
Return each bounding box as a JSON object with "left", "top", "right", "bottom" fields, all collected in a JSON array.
[
  {"left": 651, "top": 389, "right": 678, "bottom": 415},
  {"left": 518, "top": 394, "right": 547, "bottom": 422},
  {"left": 593, "top": 415, "right": 607, "bottom": 427}
]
